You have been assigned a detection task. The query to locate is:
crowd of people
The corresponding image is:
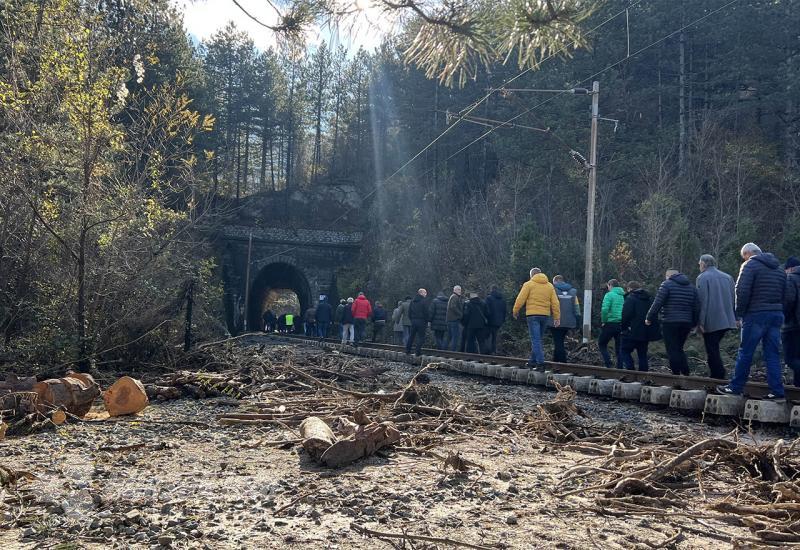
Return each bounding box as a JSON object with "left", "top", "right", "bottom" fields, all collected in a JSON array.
[
  {"left": 509, "top": 242, "right": 799, "bottom": 401},
  {"left": 262, "top": 241, "right": 800, "bottom": 401}
]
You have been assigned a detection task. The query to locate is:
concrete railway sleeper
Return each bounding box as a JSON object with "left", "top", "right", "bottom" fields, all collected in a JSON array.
[{"left": 264, "top": 333, "right": 800, "bottom": 428}]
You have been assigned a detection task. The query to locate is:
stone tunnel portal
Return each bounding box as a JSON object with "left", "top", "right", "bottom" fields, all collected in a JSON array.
[{"left": 248, "top": 262, "right": 312, "bottom": 331}]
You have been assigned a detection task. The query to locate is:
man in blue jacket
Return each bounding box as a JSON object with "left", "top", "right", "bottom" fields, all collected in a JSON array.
[
  {"left": 718, "top": 243, "right": 787, "bottom": 399},
  {"left": 646, "top": 269, "right": 699, "bottom": 375}
]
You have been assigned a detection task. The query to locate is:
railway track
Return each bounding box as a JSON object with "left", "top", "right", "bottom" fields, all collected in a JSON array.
[
  {"left": 268, "top": 332, "right": 800, "bottom": 402},
  {"left": 257, "top": 332, "right": 800, "bottom": 426}
]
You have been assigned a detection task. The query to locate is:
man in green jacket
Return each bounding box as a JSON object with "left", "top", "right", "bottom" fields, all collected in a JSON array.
[{"left": 599, "top": 279, "right": 625, "bottom": 368}]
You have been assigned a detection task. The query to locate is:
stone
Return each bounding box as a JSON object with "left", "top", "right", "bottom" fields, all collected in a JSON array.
[
  {"left": 158, "top": 534, "right": 175, "bottom": 546},
  {"left": 641, "top": 385, "right": 673, "bottom": 405},
  {"left": 571, "top": 376, "right": 593, "bottom": 393},
  {"left": 704, "top": 394, "right": 747, "bottom": 416},
  {"left": 506, "top": 514, "right": 518, "bottom": 525},
  {"left": 102, "top": 526, "right": 114, "bottom": 537},
  {"left": 547, "top": 372, "right": 574, "bottom": 389},
  {"left": 669, "top": 389, "right": 707, "bottom": 411},
  {"left": 22, "top": 528, "right": 35, "bottom": 538},
  {"left": 791, "top": 406, "right": 800, "bottom": 428},
  {"left": 742, "top": 400, "right": 791, "bottom": 423},
  {"left": 125, "top": 510, "right": 143, "bottom": 523},
  {"left": 588, "top": 378, "right": 616, "bottom": 396},
  {"left": 612, "top": 381, "right": 643, "bottom": 400}
]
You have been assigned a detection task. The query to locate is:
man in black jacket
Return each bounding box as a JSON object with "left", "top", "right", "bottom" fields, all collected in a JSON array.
[
  {"left": 315, "top": 298, "right": 332, "bottom": 338},
  {"left": 646, "top": 269, "right": 699, "bottom": 375},
  {"left": 429, "top": 292, "right": 449, "bottom": 349},
  {"left": 783, "top": 256, "right": 800, "bottom": 386},
  {"left": 405, "top": 289, "right": 430, "bottom": 356},
  {"left": 620, "top": 281, "right": 659, "bottom": 371},
  {"left": 718, "top": 243, "right": 787, "bottom": 399},
  {"left": 462, "top": 293, "right": 490, "bottom": 354},
  {"left": 484, "top": 286, "right": 507, "bottom": 355}
]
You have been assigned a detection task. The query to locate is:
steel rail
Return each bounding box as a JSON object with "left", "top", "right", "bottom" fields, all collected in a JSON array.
[{"left": 261, "top": 333, "right": 800, "bottom": 402}]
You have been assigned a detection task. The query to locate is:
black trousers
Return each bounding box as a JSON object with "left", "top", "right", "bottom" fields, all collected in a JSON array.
[
  {"left": 784, "top": 328, "right": 800, "bottom": 386},
  {"left": 405, "top": 320, "right": 427, "bottom": 356},
  {"left": 372, "top": 321, "right": 385, "bottom": 343},
  {"left": 464, "top": 327, "right": 487, "bottom": 354},
  {"left": 598, "top": 322, "right": 622, "bottom": 368},
  {"left": 662, "top": 322, "right": 693, "bottom": 375},
  {"left": 702, "top": 329, "right": 728, "bottom": 379},
  {"left": 551, "top": 327, "right": 570, "bottom": 363},
  {"left": 487, "top": 327, "right": 500, "bottom": 355}
]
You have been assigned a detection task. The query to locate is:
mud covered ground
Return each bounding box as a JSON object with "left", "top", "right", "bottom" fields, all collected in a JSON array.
[{"left": 0, "top": 341, "right": 796, "bottom": 549}]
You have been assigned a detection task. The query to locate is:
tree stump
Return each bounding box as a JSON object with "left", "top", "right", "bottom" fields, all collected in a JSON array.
[{"left": 104, "top": 376, "right": 149, "bottom": 417}]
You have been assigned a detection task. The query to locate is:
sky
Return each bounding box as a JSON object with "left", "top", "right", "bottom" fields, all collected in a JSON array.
[{"left": 176, "top": 0, "right": 394, "bottom": 52}]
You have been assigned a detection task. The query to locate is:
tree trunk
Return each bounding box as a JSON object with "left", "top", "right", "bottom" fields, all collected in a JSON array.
[{"left": 34, "top": 372, "right": 100, "bottom": 416}]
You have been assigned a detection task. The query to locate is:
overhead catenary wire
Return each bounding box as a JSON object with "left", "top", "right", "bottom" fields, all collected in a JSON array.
[{"left": 427, "top": 0, "right": 744, "bottom": 176}]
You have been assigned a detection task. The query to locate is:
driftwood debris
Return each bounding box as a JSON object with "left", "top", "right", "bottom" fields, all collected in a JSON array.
[
  {"left": 298, "top": 415, "right": 401, "bottom": 468},
  {"left": 320, "top": 421, "right": 401, "bottom": 468},
  {"left": 104, "top": 376, "right": 149, "bottom": 417},
  {"left": 33, "top": 372, "right": 100, "bottom": 416},
  {"left": 299, "top": 417, "right": 337, "bottom": 461}
]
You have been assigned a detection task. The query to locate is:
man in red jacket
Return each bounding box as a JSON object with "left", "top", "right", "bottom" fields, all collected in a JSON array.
[{"left": 351, "top": 292, "right": 373, "bottom": 345}]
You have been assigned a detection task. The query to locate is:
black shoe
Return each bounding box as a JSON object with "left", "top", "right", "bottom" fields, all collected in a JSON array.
[
  {"left": 535, "top": 363, "right": 546, "bottom": 372},
  {"left": 716, "top": 385, "right": 741, "bottom": 396},
  {"left": 764, "top": 393, "right": 786, "bottom": 402}
]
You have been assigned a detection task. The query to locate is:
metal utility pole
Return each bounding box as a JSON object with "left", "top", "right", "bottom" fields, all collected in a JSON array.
[
  {"left": 582, "top": 81, "right": 600, "bottom": 344},
  {"left": 242, "top": 231, "right": 253, "bottom": 332}
]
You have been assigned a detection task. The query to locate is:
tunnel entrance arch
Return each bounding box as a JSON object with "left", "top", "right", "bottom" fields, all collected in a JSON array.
[{"left": 248, "top": 262, "right": 312, "bottom": 332}]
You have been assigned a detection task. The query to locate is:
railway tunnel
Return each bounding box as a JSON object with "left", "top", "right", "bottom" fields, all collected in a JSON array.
[{"left": 247, "top": 262, "right": 312, "bottom": 331}]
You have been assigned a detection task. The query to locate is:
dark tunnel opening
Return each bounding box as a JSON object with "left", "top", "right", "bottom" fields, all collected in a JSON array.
[{"left": 248, "top": 262, "right": 312, "bottom": 332}]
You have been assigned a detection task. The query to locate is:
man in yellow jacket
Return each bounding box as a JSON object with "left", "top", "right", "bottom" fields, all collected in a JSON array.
[{"left": 513, "top": 268, "right": 561, "bottom": 369}]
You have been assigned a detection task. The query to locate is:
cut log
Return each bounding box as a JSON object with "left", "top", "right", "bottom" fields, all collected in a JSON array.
[
  {"left": 33, "top": 373, "right": 100, "bottom": 417},
  {"left": 103, "top": 377, "right": 149, "bottom": 417},
  {"left": 51, "top": 410, "right": 67, "bottom": 425},
  {"left": 299, "top": 416, "right": 337, "bottom": 461},
  {"left": 320, "top": 422, "right": 401, "bottom": 468}
]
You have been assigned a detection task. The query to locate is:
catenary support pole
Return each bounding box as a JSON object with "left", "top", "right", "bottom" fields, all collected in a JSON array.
[{"left": 582, "top": 81, "right": 600, "bottom": 343}]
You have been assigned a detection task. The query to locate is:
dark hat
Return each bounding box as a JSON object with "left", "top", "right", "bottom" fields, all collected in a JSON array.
[{"left": 785, "top": 256, "right": 800, "bottom": 269}]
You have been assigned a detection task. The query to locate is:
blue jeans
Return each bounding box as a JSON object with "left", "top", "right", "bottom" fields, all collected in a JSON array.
[
  {"left": 526, "top": 315, "right": 549, "bottom": 365},
  {"left": 730, "top": 312, "right": 784, "bottom": 396},
  {"left": 402, "top": 325, "right": 411, "bottom": 346},
  {"left": 447, "top": 321, "right": 461, "bottom": 351},
  {"left": 317, "top": 322, "right": 329, "bottom": 338}
]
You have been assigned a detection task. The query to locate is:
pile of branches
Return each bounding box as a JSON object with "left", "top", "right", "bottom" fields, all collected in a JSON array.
[{"left": 529, "top": 388, "right": 800, "bottom": 544}]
